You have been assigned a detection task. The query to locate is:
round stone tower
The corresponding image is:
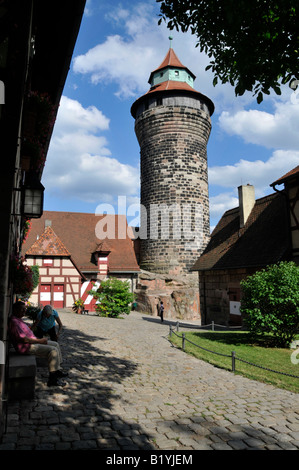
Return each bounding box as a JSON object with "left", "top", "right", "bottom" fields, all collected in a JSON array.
[{"left": 131, "top": 42, "right": 214, "bottom": 275}]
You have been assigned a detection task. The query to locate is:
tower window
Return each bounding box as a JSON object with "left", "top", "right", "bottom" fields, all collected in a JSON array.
[
  {"left": 157, "top": 98, "right": 162, "bottom": 106},
  {"left": 175, "top": 70, "right": 179, "bottom": 76},
  {"left": 160, "top": 72, "right": 163, "bottom": 77}
]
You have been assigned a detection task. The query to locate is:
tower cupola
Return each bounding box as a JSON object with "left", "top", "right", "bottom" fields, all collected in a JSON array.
[
  {"left": 148, "top": 39, "right": 196, "bottom": 89},
  {"left": 131, "top": 40, "right": 214, "bottom": 119}
]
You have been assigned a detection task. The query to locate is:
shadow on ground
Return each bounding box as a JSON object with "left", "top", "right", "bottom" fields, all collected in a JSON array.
[{"left": 5, "top": 324, "right": 156, "bottom": 450}]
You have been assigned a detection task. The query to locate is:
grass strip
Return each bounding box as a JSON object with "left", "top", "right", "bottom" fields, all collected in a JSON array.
[{"left": 169, "top": 330, "right": 299, "bottom": 393}]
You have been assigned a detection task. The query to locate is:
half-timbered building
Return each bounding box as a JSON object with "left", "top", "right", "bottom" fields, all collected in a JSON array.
[
  {"left": 270, "top": 165, "right": 299, "bottom": 264},
  {"left": 23, "top": 211, "right": 140, "bottom": 311}
]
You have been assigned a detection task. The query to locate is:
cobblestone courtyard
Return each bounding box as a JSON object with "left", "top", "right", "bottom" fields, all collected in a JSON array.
[{"left": 1, "top": 310, "right": 299, "bottom": 451}]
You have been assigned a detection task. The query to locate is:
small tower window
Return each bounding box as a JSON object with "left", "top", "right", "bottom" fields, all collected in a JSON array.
[
  {"left": 160, "top": 72, "right": 163, "bottom": 77},
  {"left": 175, "top": 70, "right": 179, "bottom": 76},
  {"left": 157, "top": 98, "right": 162, "bottom": 106}
]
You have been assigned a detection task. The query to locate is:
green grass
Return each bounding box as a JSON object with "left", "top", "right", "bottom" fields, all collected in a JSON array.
[{"left": 169, "top": 330, "right": 299, "bottom": 394}]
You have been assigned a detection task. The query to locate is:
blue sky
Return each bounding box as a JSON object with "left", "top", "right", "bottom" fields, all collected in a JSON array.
[{"left": 43, "top": 0, "right": 299, "bottom": 230}]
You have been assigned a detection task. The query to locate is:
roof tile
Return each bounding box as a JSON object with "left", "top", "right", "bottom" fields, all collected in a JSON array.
[
  {"left": 192, "top": 193, "right": 290, "bottom": 271},
  {"left": 271, "top": 165, "right": 299, "bottom": 186},
  {"left": 24, "top": 212, "right": 140, "bottom": 273},
  {"left": 26, "top": 226, "right": 70, "bottom": 256}
]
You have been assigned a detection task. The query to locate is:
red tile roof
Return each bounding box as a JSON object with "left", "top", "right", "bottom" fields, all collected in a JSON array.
[
  {"left": 147, "top": 80, "right": 197, "bottom": 94},
  {"left": 131, "top": 48, "right": 215, "bottom": 117},
  {"left": 26, "top": 226, "right": 70, "bottom": 256},
  {"left": 149, "top": 48, "right": 195, "bottom": 83},
  {"left": 271, "top": 165, "right": 299, "bottom": 187},
  {"left": 131, "top": 79, "right": 215, "bottom": 117},
  {"left": 24, "top": 211, "right": 140, "bottom": 274},
  {"left": 192, "top": 193, "right": 291, "bottom": 272}
]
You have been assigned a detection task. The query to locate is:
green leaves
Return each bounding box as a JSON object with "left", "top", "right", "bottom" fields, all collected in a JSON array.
[
  {"left": 157, "top": 0, "right": 299, "bottom": 103},
  {"left": 89, "top": 278, "right": 134, "bottom": 318},
  {"left": 240, "top": 262, "right": 299, "bottom": 347}
]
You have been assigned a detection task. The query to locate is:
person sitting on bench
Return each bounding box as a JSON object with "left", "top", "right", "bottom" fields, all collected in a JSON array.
[
  {"left": 9, "top": 301, "right": 68, "bottom": 387},
  {"left": 32, "top": 305, "right": 63, "bottom": 342}
]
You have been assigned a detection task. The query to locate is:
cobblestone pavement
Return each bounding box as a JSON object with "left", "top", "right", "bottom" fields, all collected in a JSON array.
[{"left": 1, "top": 310, "right": 299, "bottom": 451}]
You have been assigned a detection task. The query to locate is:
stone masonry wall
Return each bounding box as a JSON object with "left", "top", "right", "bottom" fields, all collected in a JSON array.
[
  {"left": 135, "top": 270, "right": 201, "bottom": 321},
  {"left": 135, "top": 103, "right": 212, "bottom": 275}
]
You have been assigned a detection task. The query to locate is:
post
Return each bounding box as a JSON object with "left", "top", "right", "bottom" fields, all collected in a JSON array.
[
  {"left": 212, "top": 321, "right": 214, "bottom": 331},
  {"left": 169, "top": 325, "right": 172, "bottom": 337},
  {"left": 176, "top": 321, "right": 179, "bottom": 332},
  {"left": 182, "top": 333, "right": 185, "bottom": 351},
  {"left": 232, "top": 351, "right": 236, "bottom": 372}
]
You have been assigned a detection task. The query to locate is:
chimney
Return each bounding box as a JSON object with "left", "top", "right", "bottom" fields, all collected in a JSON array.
[
  {"left": 238, "top": 184, "right": 255, "bottom": 228},
  {"left": 45, "top": 219, "right": 52, "bottom": 228}
]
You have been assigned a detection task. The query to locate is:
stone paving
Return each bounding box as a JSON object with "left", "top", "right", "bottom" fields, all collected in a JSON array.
[{"left": 1, "top": 310, "right": 299, "bottom": 451}]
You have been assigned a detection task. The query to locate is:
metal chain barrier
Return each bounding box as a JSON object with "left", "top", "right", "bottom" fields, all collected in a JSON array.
[{"left": 169, "top": 325, "right": 299, "bottom": 379}]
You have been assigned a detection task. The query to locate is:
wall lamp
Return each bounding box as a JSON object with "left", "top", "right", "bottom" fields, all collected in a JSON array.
[{"left": 21, "top": 171, "right": 45, "bottom": 218}]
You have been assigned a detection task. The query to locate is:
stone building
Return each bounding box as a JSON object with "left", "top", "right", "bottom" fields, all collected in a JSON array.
[
  {"left": 191, "top": 167, "right": 297, "bottom": 326},
  {"left": 131, "top": 43, "right": 214, "bottom": 320}
]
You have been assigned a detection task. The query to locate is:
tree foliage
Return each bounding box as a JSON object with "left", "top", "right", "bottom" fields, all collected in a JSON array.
[
  {"left": 240, "top": 262, "right": 299, "bottom": 347},
  {"left": 31, "top": 265, "right": 40, "bottom": 291},
  {"left": 157, "top": 0, "right": 299, "bottom": 102},
  {"left": 89, "top": 278, "right": 134, "bottom": 318}
]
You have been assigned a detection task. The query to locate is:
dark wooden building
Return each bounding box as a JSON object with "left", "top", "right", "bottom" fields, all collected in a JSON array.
[{"left": 191, "top": 168, "right": 297, "bottom": 325}]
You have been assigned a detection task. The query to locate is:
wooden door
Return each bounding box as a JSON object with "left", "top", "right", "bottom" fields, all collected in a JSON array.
[{"left": 53, "top": 284, "right": 64, "bottom": 309}]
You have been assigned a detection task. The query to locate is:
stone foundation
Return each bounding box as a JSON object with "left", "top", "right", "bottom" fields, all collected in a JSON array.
[{"left": 134, "top": 270, "right": 201, "bottom": 322}]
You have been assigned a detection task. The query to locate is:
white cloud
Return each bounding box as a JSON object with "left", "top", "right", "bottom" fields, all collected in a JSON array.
[
  {"left": 219, "top": 94, "right": 299, "bottom": 150},
  {"left": 43, "top": 96, "right": 139, "bottom": 204},
  {"left": 57, "top": 96, "right": 110, "bottom": 132},
  {"left": 74, "top": 34, "right": 155, "bottom": 98},
  {"left": 209, "top": 192, "right": 239, "bottom": 219},
  {"left": 73, "top": 3, "right": 163, "bottom": 99},
  {"left": 209, "top": 150, "right": 299, "bottom": 199},
  {"left": 72, "top": 1, "right": 235, "bottom": 108}
]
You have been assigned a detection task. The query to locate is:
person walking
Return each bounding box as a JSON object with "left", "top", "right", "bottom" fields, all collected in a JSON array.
[{"left": 159, "top": 301, "right": 164, "bottom": 323}]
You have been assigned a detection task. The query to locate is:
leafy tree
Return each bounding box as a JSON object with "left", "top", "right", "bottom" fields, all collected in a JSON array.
[
  {"left": 89, "top": 278, "right": 134, "bottom": 318},
  {"left": 157, "top": 0, "right": 299, "bottom": 102},
  {"left": 31, "top": 265, "right": 40, "bottom": 291},
  {"left": 240, "top": 262, "right": 299, "bottom": 347}
]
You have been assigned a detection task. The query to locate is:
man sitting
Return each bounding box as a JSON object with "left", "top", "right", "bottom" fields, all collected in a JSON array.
[
  {"left": 32, "top": 305, "right": 63, "bottom": 342},
  {"left": 9, "top": 301, "right": 68, "bottom": 387}
]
